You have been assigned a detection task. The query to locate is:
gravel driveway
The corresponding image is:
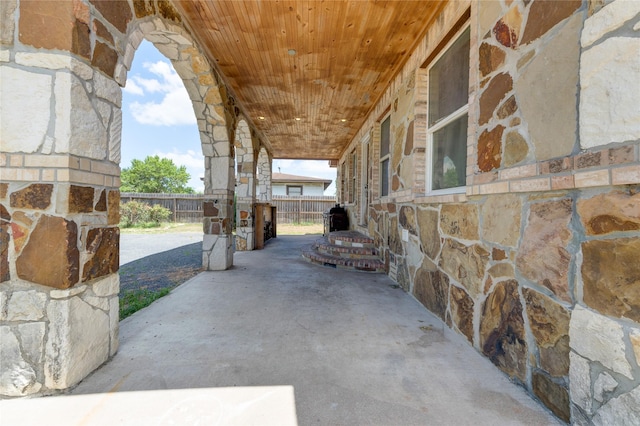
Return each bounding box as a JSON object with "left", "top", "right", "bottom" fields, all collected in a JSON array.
[
  {"left": 119, "top": 232, "right": 204, "bottom": 297},
  {"left": 120, "top": 232, "right": 203, "bottom": 265}
]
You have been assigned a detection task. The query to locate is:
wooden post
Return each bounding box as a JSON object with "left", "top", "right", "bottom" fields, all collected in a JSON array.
[
  {"left": 255, "top": 204, "right": 265, "bottom": 249},
  {"left": 173, "top": 197, "right": 177, "bottom": 222}
]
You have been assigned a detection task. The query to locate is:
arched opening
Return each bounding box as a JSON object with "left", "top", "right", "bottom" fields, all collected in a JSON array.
[
  {"left": 120, "top": 18, "right": 235, "bottom": 271},
  {"left": 118, "top": 39, "right": 204, "bottom": 317}
]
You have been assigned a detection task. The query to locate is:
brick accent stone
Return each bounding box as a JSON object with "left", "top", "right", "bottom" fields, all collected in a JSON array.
[
  {"left": 532, "top": 372, "right": 570, "bottom": 422},
  {"left": 10, "top": 184, "right": 53, "bottom": 210},
  {"left": 480, "top": 279, "right": 527, "bottom": 382},
  {"left": 0, "top": 0, "right": 16, "bottom": 45},
  {"left": 524, "top": 288, "right": 570, "bottom": 377},
  {"left": 477, "top": 125, "right": 504, "bottom": 172},
  {"left": 157, "top": 0, "right": 182, "bottom": 22},
  {"left": 95, "top": 190, "right": 107, "bottom": 212},
  {"left": 493, "top": 6, "right": 522, "bottom": 48},
  {"left": 16, "top": 215, "right": 79, "bottom": 289},
  {"left": 19, "top": 1, "right": 75, "bottom": 51},
  {"left": 0, "top": 204, "right": 9, "bottom": 221},
  {"left": 516, "top": 199, "right": 573, "bottom": 302},
  {"left": 398, "top": 206, "right": 417, "bottom": 235},
  {"left": 479, "top": 73, "right": 513, "bottom": 125},
  {"left": 450, "top": 285, "right": 474, "bottom": 344},
  {"left": 417, "top": 208, "right": 440, "bottom": 260},
  {"left": 521, "top": 0, "right": 582, "bottom": 45},
  {"left": 479, "top": 43, "right": 506, "bottom": 78},
  {"left": 577, "top": 191, "right": 640, "bottom": 235},
  {"left": 93, "top": 19, "right": 114, "bottom": 45},
  {"left": 82, "top": 227, "right": 120, "bottom": 282},
  {"left": 92, "top": 41, "right": 118, "bottom": 77},
  {"left": 133, "top": 0, "right": 156, "bottom": 18},
  {"left": 107, "top": 190, "right": 120, "bottom": 225},
  {"left": 439, "top": 204, "right": 479, "bottom": 240},
  {"left": 413, "top": 268, "right": 449, "bottom": 322},
  {"left": 496, "top": 95, "right": 518, "bottom": 120},
  {"left": 68, "top": 185, "right": 94, "bottom": 213},
  {"left": 439, "top": 239, "right": 489, "bottom": 298},
  {"left": 503, "top": 131, "right": 528, "bottom": 167},
  {"left": 0, "top": 222, "right": 10, "bottom": 282},
  {"left": 582, "top": 237, "right": 640, "bottom": 322},
  {"left": 10, "top": 222, "right": 29, "bottom": 254},
  {"left": 203, "top": 201, "right": 219, "bottom": 217},
  {"left": 90, "top": 0, "right": 132, "bottom": 33}
]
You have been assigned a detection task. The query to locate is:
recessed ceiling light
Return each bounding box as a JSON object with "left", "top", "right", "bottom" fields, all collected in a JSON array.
[
  {"left": 288, "top": 49, "right": 297, "bottom": 56},
  {"left": 258, "top": 116, "right": 265, "bottom": 120},
  {"left": 295, "top": 117, "right": 301, "bottom": 121},
  {"left": 340, "top": 119, "right": 347, "bottom": 122}
]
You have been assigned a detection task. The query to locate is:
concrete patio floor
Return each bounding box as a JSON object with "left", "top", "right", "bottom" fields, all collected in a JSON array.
[{"left": 3, "top": 235, "right": 560, "bottom": 425}]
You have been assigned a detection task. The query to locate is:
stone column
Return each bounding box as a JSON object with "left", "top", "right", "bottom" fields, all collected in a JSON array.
[
  {"left": 234, "top": 122, "right": 256, "bottom": 251},
  {"left": 568, "top": 1, "right": 640, "bottom": 422},
  {"left": 1, "top": 1, "right": 123, "bottom": 397},
  {"left": 202, "top": 151, "right": 235, "bottom": 270},
  {"left": 257, "top": 148, "right": 272, "bottom": 202}
]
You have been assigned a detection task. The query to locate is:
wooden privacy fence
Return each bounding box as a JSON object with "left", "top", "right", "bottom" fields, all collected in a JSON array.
[
  {"left": 272, "top": 195, "right": 336, "bottom": 224},
  {"left": 121, "top": 193, "right": 203, "bottom": 223},
  {"left": 121, "top": 193, "right": 337, "bottom": 224}
]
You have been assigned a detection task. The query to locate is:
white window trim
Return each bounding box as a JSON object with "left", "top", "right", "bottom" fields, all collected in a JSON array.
[
  {"left": 379, "top": 113, "right": 391, "bottom": 198},
  {"left": 286, "top": 185, "right": 303, "bottom": 196},
  {"left": 425, "top": 24, "right": 470, "bottom": 196},
  {"left": 359, "top": 134, "right": 370, "bottom": 225},
  {"left": 348, "top": 150, "right": 357, "bottom": 204}
]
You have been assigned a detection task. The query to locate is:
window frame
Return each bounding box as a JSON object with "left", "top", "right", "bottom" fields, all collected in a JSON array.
[
  {"left": 379, "top": 114, "right": 391, "bottom": 197},
  {"left": 425, "top": 24, "right": 470, "bottom": 196},
  {"left": 286, "top": 185, "right": 303, "bottom": 196},
  {"left": 349, "top": 149, "right": 357, "bottom": 204}
]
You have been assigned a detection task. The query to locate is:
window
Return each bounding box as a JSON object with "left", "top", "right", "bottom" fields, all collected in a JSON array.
[
  {"left": 286, "top": 185, "right": 302, "bottom": 196},
  {"left": 349, "top": 150, "right": 357, "bottom": 204},
  {"left": 427, "top": 27, "right": 470, "bottom": 193},
  {"left": 380, "top": 115, "right": 390, "bottom": 197}
]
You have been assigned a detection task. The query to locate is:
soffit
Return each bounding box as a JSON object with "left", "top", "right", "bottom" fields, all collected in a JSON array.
[{"left": 175, "top": 0, "right": 446, "bottom": 160}]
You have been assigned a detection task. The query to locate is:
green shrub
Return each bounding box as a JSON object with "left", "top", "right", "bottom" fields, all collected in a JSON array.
[
  {"left": 149, "top": 204, "right": 172, "bottom": 223},
  {"left": 120, "top": 201, "right": 171, "bottom": 228}
]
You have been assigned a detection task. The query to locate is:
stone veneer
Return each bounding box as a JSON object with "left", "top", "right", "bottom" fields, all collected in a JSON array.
[
  {"left": 257, "top": 147, "right": 273, "bottom": 202},
  {"left": 1, "top": 0, "right": 271, "bottom": 397},
  {"left": 234, "top": 119, "right": 257, "bottom": 251},
  {"left": 338, "top": 0, "right": 640, "bottom": 422}
]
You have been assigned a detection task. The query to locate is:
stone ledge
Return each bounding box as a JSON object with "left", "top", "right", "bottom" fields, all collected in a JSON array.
[
  {"left": 1, "top": 167, "right": 118, "bottom": 186},
  {"left": 468, "top": 158, "right": 639, "bottom": 196}
]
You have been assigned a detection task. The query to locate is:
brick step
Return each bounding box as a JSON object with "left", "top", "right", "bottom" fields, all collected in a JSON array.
[
  {"left": 315, "top": 239, "right": 380, "bottom": 259},
  {"left": 302, "top": 247, "right": 386, "bottom": 273},
  {"left": 328, "top": 230, "right": 376, "bottom": 248}
]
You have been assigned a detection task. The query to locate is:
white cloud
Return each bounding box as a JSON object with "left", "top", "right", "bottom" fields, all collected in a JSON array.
[
  {"left": 156, "top": 149, "right": 205, "bottom": 193},
  {"left": 123, "top": 79, "right": 144, "bottom": 96},
  {"left": 127, "top": 60, "right": 196, "bottom": 126}
]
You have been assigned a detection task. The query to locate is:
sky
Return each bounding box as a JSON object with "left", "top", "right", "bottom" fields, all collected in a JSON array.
[{"left": 121, "top": 40, "right": 337, "bottom": 195}]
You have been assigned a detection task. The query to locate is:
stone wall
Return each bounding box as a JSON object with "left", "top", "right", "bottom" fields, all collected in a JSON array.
[
  {"left": 569, "top": 1, "right": 640, "bottom": 423},
  {"left": 337, "top": 0, "right": 640, "bottom": 422},
  {"left": 0, "top": 0, "right": 266, "bottom": 397}
]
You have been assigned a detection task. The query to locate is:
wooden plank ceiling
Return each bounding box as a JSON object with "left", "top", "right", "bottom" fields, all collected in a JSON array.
[{"left": 175, "top": 0, "right": 445, "bottom": 160}]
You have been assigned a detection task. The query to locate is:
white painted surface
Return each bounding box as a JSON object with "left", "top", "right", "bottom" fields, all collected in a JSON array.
[{"left": 0, "top": 386, "right": 298, "bottom": 426}]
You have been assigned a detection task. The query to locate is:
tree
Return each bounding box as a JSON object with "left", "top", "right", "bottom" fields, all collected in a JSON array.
[{"left": 121, "top": 155, "right": 195, "bottom": 193}]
